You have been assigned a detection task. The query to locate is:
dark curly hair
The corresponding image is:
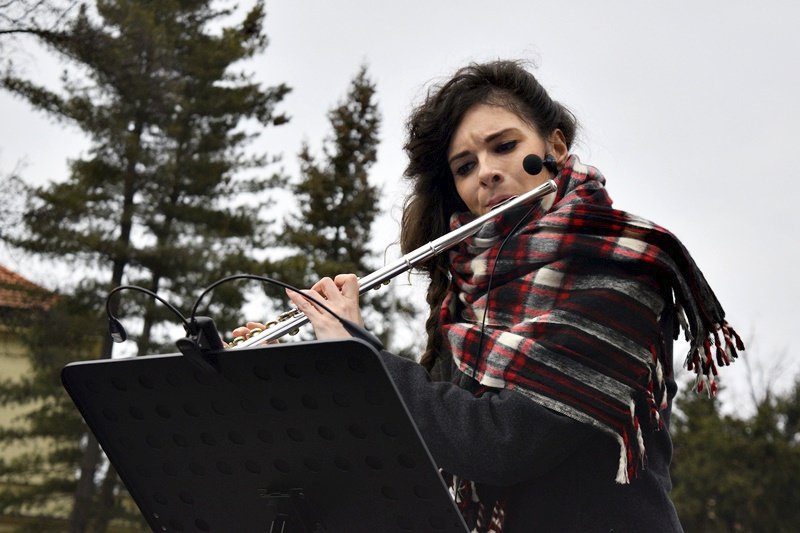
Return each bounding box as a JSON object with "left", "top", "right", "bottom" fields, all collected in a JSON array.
[{"left": 400, "top": 60, "right": 578, "bottom": 372}]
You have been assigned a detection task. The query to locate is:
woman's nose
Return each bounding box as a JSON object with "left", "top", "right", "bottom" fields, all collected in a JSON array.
[{"left": 478, "top": 163, "right": 503, "bottom": 187}]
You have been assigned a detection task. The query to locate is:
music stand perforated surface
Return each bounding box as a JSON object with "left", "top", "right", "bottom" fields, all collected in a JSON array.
[{"left": 61, "top": 338, "right": 468, "bottom": 532}]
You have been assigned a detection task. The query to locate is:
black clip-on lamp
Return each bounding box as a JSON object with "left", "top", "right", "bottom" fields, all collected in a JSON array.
[
  {"left": 105, "top": 285, "right": 222, "bottom": 372},
  {"left": 105, "top": 275, "right": 383, "bottom": 373}
]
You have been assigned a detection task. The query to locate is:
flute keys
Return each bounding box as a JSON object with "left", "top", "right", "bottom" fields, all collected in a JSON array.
[
  {"left": 278, "top": 309, "right": 301, "bottom": 321},
  {"left": 232, "top": 336, "right": 246, "bottom": 346},
  {"left": 372, "top": 280, "right": 391, "bottom": 290}
]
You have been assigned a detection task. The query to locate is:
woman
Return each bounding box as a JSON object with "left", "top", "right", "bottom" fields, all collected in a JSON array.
[{"left": 234, "top": 60, "right": 742, "bottom": 532}]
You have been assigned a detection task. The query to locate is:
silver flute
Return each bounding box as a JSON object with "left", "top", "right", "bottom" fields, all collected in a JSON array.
[{"left": 233, "top": 179, "right": 557, "bottom": 348}]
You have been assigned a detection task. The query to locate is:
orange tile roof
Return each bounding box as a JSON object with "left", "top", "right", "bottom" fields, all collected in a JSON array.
[{"left": 0, "top": 264, "right": 57, "bottom": 311}]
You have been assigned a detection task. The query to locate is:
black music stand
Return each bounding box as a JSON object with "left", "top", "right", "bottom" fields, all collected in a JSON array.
[{"left": 61, "top": 339, "right": 468, "bottom": 532}]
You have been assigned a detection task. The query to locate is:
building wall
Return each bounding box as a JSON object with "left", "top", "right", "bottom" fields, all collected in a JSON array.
[{"left": 0, "top": 324, "right": 39, "bottom": 460}]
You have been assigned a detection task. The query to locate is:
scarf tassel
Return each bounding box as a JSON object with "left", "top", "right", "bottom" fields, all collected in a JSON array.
[
  {"left": 617, "top": 400, "right": 647, "bottom": 484},
  {"left": 693, "top": 366, "right": 718, "bottom": 397},
  {"left": 687, "top": 322, "right": 745, "bottom": 395},
  {"left": 450, "top": 477, "right": 506, "bottom": 533},
  {"left": 722, "top": 321, "right": 744, "bottom": 359},
  {"left": 674, "top": 303, "right": 691, "bottom": 342},
  {"left": 647, "top": 345, "right": 668, "bottom": 423},
  {"left": 645, "top": 383, "right": 663, "bottom": 427}
]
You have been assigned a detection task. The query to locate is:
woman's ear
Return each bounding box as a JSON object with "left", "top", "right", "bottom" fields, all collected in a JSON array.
[{"left": 548, "top": 129, "right": 569, "bottom": 165}]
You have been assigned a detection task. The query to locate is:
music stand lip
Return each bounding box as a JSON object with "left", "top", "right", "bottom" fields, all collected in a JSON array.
[{"left": 62, "top": 338, "right": 469, "bottom": 532}]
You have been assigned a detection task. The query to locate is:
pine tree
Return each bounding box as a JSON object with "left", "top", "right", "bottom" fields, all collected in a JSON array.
[
  {"left": 671, "top": 377, "right": 800, "bottom": 531},
  {"left": 279, "top": 66, "right": 380, "bottom": 278},
  {"left": 268, "top": 66, "right": 414, "bottom": 349},
  {"left": 0, "top": 1, "right": 288, "bottom": 530}
]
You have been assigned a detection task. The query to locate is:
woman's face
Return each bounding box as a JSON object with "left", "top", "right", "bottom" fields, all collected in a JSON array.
[{"left": 447, "top": 103, "right": 566, "bottom": 216}]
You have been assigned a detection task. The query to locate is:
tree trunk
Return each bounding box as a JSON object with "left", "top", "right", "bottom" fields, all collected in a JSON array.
[
  {"left": 69, "top": 119, "right": 141, "bottom": 531},
  {"left": 91, "top": 465, "right": 119, "bottom": 533},
  {"left": 67, "top": 420, "right": 103, "bottom": 533}
]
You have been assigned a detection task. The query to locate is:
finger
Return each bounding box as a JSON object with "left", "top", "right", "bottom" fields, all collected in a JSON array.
[
  {"left": 229, "top": 332, "right": 248, "bottom": 346},
  {"left": 232, "top": 326, "right": 250, "bottom": 338},
  {"left": 246, "top": 321, "right": 266, "bottom": 331},
  {"left": 311, "top": 277, "right": 337, "bottom": 298},
  {"left": 301, "top": 289, "right": 328, "bottom": 311},
  {"left": 334, "top": 273, "right": 360, "bottom": 299},
  {"left": 286, "top": 287, "right": 324, "bottom": 315}
]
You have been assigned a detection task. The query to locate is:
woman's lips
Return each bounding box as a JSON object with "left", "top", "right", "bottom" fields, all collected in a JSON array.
[{"left": 488, "top": 195, "right": 515, "bottom": 210}]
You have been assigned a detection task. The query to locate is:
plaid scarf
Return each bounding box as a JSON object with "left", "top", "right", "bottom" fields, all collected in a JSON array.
[{"left": 441, "top": 155, "right": 742, "bottom": 531}]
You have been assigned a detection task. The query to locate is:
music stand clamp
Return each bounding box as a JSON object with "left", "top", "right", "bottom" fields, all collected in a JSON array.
[{"left": 175, "top": 316, "right": 223, "bottom": 374}]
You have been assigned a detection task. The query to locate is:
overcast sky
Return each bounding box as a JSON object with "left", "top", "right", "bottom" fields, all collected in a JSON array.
[{"left": 1, "top": 0, "right": 798, "bottom": 410}]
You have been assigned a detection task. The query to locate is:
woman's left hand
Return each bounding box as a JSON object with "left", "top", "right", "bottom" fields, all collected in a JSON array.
[
  {"left": 285, "top": 274, "right": 364, "bottom": 340},
  {"left": 227, "top": 321, "right": 271, "bottom": 347}
]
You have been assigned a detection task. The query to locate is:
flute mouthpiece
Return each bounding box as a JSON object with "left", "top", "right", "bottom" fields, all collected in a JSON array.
[{"left": 491, "top": 196, "right": 519, "bottom": 210}]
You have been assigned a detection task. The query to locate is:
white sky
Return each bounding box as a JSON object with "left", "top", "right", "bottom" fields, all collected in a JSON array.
[{"left": 1, "top": 0, "right": 798, "bottom": 411}]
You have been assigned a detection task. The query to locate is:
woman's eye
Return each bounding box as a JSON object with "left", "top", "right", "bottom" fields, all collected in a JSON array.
[
  {"left": 496, "top": 140, "right": 517, "bottom": 153},
  {"left": 454, "top": 161, "right": 475, "bottom": 177}
]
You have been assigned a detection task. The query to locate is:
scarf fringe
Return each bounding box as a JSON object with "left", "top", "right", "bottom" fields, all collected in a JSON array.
[
  {"left": 615, "top": 436, "right": 630, "bottom": 484},
  {"left": 675, "top": 303, "right": 691, "bottom": 342},
  {"left": 684, "top": 321, "right": 744, "bottom": 395},
  {"left": 616, "top": 398, "right": 648, "bottom": 484},
  {"left": 450, "top": 477, "right": 506, "bottom": 533}
]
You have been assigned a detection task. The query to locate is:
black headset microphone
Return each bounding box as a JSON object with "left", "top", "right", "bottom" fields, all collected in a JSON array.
[{"left": 522, "top": 153, "right": 558, "bottom": 176}]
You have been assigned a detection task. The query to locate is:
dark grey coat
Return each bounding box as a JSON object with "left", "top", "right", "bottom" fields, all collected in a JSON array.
[{"left": 378, "top": 317, "right": 683, "bottom": 533}]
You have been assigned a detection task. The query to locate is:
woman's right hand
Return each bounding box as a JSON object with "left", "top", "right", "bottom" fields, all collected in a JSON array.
[
  {"left": 227, "top": 273, "right": 364, "bottom": 346},
  {"left": 285, "top": 274, "right": 364, "bottom": 341}
]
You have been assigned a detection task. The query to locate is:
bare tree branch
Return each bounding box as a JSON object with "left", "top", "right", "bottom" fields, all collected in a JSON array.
[
  {"left": 742, "top": 330, "right": 792, "bottom": 409},
  {"left": 0, "top": 0, "right": 79, "bottom": 35}
]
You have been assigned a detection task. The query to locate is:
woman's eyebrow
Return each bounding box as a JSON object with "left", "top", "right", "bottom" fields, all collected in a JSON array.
[{"left": 448, "top": 128, "right": 519, "bottom": 165}]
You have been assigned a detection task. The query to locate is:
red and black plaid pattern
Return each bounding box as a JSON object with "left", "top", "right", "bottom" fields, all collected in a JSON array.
[
  {"left": 444, "top": 472, "right": 506, "bottom": 533},
  {"left": 442, "top": 156, "right": 742, "bottom": 493}
]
